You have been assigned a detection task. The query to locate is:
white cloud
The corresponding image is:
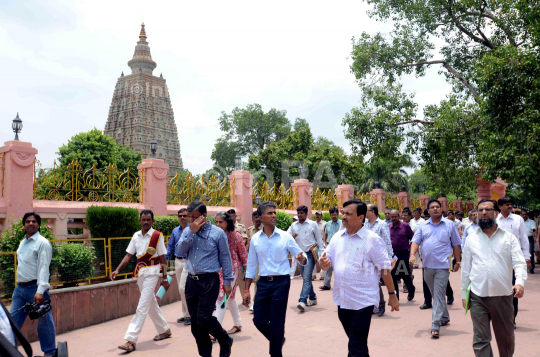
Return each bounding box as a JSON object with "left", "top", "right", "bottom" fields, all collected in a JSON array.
[{"left": 0, "top": 0, "right": 451, "bottom": 174}]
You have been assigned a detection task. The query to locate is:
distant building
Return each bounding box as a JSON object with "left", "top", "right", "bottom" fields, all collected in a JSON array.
[{"left": 104, "top": 23, "right": 183, "bottom": 173}]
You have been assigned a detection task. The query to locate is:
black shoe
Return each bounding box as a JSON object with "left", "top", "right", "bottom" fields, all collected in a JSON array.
[
  {"left": 407, "top": 287, "right": 415, "bottom": 301},
  {"left": 177, "top": 317, "right": 185, "bottom": 323},
  {"left": 403, "top": 286, "right": 409, "bottom": 293},
  {"left": 377, "top": 308, "right": 385, "bottom": 317},
  {"left": 420, "top": 304, "right": 432, "bottom": 310},
  {"left": 319, "top": 285, "right": 331, "bottom": 291},
  {"left": 529, "top": 268, "right": 535, "bottom": 274},
  {"left": 184, "top": 317, "right": 191, "bottom": 325},
  {"left": 447, "top": 297, "right": 454, "bottom": 305},
  {"left": 219, "top": 336, "right": 233, "bottom": 357}
]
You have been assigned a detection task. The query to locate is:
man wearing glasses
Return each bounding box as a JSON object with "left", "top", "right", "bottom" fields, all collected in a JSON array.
[
  {"left": 409, "top": 199, "right": 462, "bottom": 339},
  {"left": 166, "top": 208, "right": 191, "bottom": 325}
]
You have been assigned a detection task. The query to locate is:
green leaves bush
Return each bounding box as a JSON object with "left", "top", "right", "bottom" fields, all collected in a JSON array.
[
  {"left": 54, "top": 243, "right": 96, "bottom": 285},
  {"left": 0, "top": 219, "right": 56, "bottom": 296},
  {"left": 153, "top": 216, "right": 178, "bottom": 236},
  {"left": 276, "top": 211, "right": 293, "bottom": 231}
]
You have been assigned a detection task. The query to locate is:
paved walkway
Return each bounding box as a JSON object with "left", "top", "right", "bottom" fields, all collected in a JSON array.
[{"left": 30, "top": 269, "right": 540, "bottom": 356}]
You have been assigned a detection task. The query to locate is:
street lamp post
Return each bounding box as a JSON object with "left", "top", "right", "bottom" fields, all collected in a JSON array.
[
  {"left": 341, "top": 172, "right": 346, "bottom": 185},
  {"left": 299, "top": 163, "right": 304, "bottom": 179},
  {"left": 235, "top": 156, "right": 242, "bottom": 171},
  {"left": 12, "top": 113, "right": 23, "bottom": 141},
  {"left": 375, "top": 179, "right": 380, "bottom": 189},
  {"left": 255, "top": 195, "right": 262, "bottom": 206},
  {"left": 402, "top": 183, "right": 406, "bottom": 192},
  {"left": 150, "top": 138, "right": 157, "bottom": 158}
]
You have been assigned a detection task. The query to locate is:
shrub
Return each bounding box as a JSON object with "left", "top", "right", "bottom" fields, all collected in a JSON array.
[
  {"left": 86, "top": 206, "right": 140, "bottom": 277},
  {"left": 276, "top": 211, "right": 293, "bottom": 231},
  {"left": 312, "top": 212, "right": 342, "bottom": 221},
  {"left": 53, "top": 242, "right": 96, "bottom": 286},
  {"left": 153, "top": 216, "right": 179, "bottom": 236},
  {"left": 206, "top": 215, "right": 216, "bottom": 225},
  {"left": 0, "top": 219, "right": 56, "bottom": 296}
]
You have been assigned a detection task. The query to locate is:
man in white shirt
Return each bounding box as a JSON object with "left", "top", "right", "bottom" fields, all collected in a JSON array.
[
  {"left": 461, "top": 199, "right": 526, "bottom": 357},
  {"left": 496, "top": 197, "right": 530, "bottom": 326},
  {"left": 111, "top": 210, "right": 171, "bottom": 352},
  {"left": 320, "top": 199, "right": 399, "bottom": 356},
  {"left": 314, "top": 210, "right": 327, "bottom": 280},
  {"left": 9, "top": 213, "right": 56, "bottom": 357},
  {"left": 287, "top": 205, "right": 324, "bottom": 311},
  {"left": 521, "top": 210, "right": 536, "bottom": 274}
]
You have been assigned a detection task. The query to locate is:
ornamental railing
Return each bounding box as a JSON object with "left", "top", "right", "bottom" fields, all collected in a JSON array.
[
  {"left": 33, "top": 160, "right": 142, "bottom": 202},
  {"left": 384, "top": 192, "right": 405, "bottom": 211},
  {"left": 312, "top": 188, "right": 340, "bottom": 211},
  {"left": 252, "top": 182, "right": 297, "bottom": 210},
  {"left": 167, "top": 173, "right": 231, "bottom": 206},
  {"left": 0, "top": 153, "right": 4, "bottom": 199}
]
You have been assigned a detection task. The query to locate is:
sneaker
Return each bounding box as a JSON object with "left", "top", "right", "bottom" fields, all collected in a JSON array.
[
  {"left": 177, "top": 317, "right": 185, "bottom": 323},
  {"left": 319, "top": 285, "right": 331, "bottom": 291},
  {"left": 306, "top": 300, "right": 317, "bottom": 306},
  {"left": 297, "top": 302, "right": 306, "bottom": 311},
  {"left": 249, "top": 306, "right": 254, "bottom": 313},
  {"left": 312, "top": 275, "right": 317, "bottom": 281},
  {"left": 184, "top": 317, "right": 192, "bottom": 325},
  {"left": 290, "top": 276, "right": 295, "bottom": 280}
]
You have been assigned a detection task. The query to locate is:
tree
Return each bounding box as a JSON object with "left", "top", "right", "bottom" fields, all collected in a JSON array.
[
  {"left": 342, "top": 0, "right": 540, "bottom": 196},
  {"left": 359, "top": 155, "right": 414, "bottom": 193},
  {"left": 211, "top": 104, "right": 291, "bottom": 171},
  {"left": 248, "top": 129, "right": 363, "bottom": 188},
  {"left": 57, "top": 128, "right": 142, "bottom": 172},
  {"left": 293, "top": 118, "right": 310, "bottom": 132}
]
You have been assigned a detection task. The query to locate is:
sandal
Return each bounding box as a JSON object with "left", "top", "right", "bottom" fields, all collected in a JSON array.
[
  {"left": 431, "top": 330, "right": 440, "bottom": 339},
  {"left": 118, "top": 341, "right": 136, "bottom": 352},
  {"left": 228, "top": 326, "right": 242, "bottom": 334},
  {"left": 154, "top": 329, "right": 172, "bottom": 341}
]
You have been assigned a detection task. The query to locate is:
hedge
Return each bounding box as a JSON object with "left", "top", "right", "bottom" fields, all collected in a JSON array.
[{"left": 276, "top": 211, "right": 293, "bottom": 231}]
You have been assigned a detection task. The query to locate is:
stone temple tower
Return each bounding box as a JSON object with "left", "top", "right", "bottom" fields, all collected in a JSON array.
[{"left": 104, "top": 23, "right": 183, "bottom": 173}]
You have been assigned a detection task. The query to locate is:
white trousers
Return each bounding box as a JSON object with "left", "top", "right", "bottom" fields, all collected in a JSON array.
[
  {"left": 290, "top": 257, "right": 297, "bottom": 277},
  {"left": 174, "top": 258, "right": 190, "bottom": 318},
  {"left": 124, "top": 275, "right": 170, "bottom": 343},
  {"left": 215, "top": 271, "right": 241, "bottom": 327}
]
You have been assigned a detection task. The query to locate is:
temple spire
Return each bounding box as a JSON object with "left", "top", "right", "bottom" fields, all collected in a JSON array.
[{"left": 139, "top": 22, "right": 147, "bottom": 41}]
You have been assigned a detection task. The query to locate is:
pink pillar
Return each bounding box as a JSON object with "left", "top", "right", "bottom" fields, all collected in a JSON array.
[
  {"left": 370, "top": 189, "right": 386, "bottom": 212},
  {"left": 397, "top": 192, "right": 411, "bottom": 209},
  {"left": 492, "top": 183, "right": 507, "bottom": 200},
  {"left": 466, "top": 201, "right": 475, "bottom": 211},
  {"left": 419, "top": 195, "right": 431, "bottom": 209},
  {"left": 438, "top": 197, "right": 449, "bottom": 212},
  {"left": 476, "top": 179, "right": 492, "bottom": 202},
  {"left": 137, "top": 159, "right": 169, "bottom": 216},
  {"left": 0, "top": 141, "right": 38, "bottom": 226},
  {"left": 452, "top": 199, "right": 463, "bottom": 212},
  {"left": 291, "top": 179, "right": 312, "bottom": 217},
  {"left": 228, "top": 170, "right": 253, "bottom": 227},
  {"left": 335, "top": 185, "right": 354, "bottom": 211}
]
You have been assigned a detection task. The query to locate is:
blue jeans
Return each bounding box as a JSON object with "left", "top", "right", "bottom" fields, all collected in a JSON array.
[
  {"left": 298, "top": 251, "right": 316, "bottom": 303},
  {"left": 10, "top": 284, "right": 56, "bottom": 356}
]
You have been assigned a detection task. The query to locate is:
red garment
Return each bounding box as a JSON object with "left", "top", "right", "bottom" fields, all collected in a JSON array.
[{"left": 218, "top": 230, "right": 248, "bottom": 302}]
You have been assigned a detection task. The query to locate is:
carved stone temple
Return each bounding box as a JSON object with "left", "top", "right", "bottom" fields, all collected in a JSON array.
[{"left": 104, "top": 23, "right": 183, "bottom": 173}]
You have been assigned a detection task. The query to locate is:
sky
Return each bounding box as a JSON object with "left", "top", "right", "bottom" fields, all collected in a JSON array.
[{"left": 0, "top": 0, "right": 452, "bottom": 174}]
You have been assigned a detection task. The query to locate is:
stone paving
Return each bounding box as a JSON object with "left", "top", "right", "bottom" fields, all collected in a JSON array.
[{"left": 29, "top": 268, "right": 540, "bottom": 356}]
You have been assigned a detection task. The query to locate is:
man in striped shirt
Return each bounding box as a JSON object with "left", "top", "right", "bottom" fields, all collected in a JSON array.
[{"left": 319, "top": 208, "right": 342, "bottom": 291}]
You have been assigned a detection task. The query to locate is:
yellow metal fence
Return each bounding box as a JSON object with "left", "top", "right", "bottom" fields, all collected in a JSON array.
[{"left": 0, "top": 236, "right": 175, "bottom": 302}]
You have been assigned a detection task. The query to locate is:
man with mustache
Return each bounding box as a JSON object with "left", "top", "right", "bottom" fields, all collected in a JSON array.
[{"left": 461, "top": 199, "right": 526, "bottom": 356}]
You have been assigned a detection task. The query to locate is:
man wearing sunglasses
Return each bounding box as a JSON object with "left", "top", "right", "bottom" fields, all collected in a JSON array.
[{"left": 166, "top": 208, "right": 191, "bottom": 325}]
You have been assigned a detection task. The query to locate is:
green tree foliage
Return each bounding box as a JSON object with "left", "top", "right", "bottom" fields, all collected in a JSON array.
[
  {"left": 342, "top": 0, "right": 540, "bottom": 197},
  {"left": 0, "top": 220, "right": 57, "bottom": 296},
  {"left": 57, "top": 128, "right": 142, "bottom": 172},
  {"left": 153, "top": 216, "right": 179, "bottom": 236},
  {"left": 359, "top": 155, "right": 413, "bottom": 193},
  {"left": 211, "top": 104, "right": 291, "bottom": 171},
  {"left": 248, "top": 129, "right": 363, "bottom": 188},
  {"left": 293, "top": 118, "right": 310, "bottom": 132}
]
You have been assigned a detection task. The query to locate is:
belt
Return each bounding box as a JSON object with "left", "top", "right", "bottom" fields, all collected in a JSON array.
[
  {"left": 175, "top": 256, "right": 187, "bottom": 260},
  {"left": 188, "top": 272, "right": 218, "bottom": 281},
  {"left": 259, "top": 275, "right": 289, "bottom": 282},
  {"left": 18, "top": 280, "right": 37, "bottom": 287}
]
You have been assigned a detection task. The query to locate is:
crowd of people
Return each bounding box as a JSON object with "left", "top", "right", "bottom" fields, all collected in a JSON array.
[{"left": 1, "top": 195, "right": 536, "bottom": 357}]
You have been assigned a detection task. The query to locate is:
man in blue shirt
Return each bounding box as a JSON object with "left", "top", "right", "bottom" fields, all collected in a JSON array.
[
  {"left": 410, "top": 199, "right": 462, "bottom": 339},
  {"left": 461, "top": 209, "right": 478, "bottom": 248},
  {"left": 243, "top": 201, "right": 306, "bottom": 357},
  {"left": 166, "top": 208, "right": 191, "bottom": 325},
  {"left": 176, "top": 201, "right": 234, "bottom": 357}
]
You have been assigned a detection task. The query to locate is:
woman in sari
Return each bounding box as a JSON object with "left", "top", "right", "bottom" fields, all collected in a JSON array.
[{"left": 214, "top": 212, "right": 248, "bottom": 335}]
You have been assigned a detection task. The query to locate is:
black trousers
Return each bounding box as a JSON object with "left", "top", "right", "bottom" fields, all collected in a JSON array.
[
  {"left": 512, "top": 271, "right": 518, "bottom": 321},
  {"left": 253, "top": 275, "right": 290, "bottom": 357},
  {"left": 391, "top": 251, "right": 415, "bottom": 300},
  {"left": 185, "top": 273, "right": 230, "bottom": 357},
  {"left": 529, "top": 238, "right": 535, "bottom": 271},
  {"left": 423, "top": 267, "right": 453, "bottom": 305},
  {"left": 338, "top": 305, "right": 374, "bottom": 357}
]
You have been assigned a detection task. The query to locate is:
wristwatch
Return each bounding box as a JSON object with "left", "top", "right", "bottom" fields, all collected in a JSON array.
[{"left": 388, "top": 291, "right": 396, "bottom": 295}]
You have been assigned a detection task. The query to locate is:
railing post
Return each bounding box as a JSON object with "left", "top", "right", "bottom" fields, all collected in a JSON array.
[
  {"left": 452, "top": 199, "right": 463, "bottom": 212},
  {"left": 0, "top": 141, "right": 38, "bottom": 226},
  {"left": 419, "top": 195, "right": 431, "bottom": 210},
  {"left": 397, "top": 191, "right": 411, "bottom": 209},
  {"left": 228, "top": 170, "right": 253, "bottom": 226},
  {"left": 335, "top": 185, "right": 354, "bottom": 211},
  {"left": 137, "top": 159, "right": 169, "bottom": 216},
  {"left": 370, "top": 188, "right": 386, "bottom": 212},
  {"left": 291, "top": 179, "right": 313, "bottom": 217},
  {"left": 438, "top": 197, "right": 449, "bottom": 212}
]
